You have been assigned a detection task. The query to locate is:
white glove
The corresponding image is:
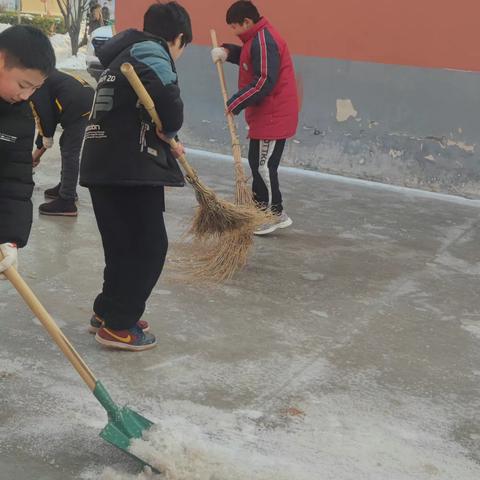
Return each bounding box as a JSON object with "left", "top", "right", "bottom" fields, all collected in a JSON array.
[
  {"left": 42, "top": 137, "right": 54, "bottom": 149},
  {"left": 0, "top": 243, "right": 18, "bottom": 277},
  {"left": 211, "top": 47, "right": 227, "bottom": 64}
]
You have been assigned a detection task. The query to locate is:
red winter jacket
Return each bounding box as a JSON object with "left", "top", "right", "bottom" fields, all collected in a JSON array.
[{"left": 224, "top": 17, "right": 299, "bottom": 140}]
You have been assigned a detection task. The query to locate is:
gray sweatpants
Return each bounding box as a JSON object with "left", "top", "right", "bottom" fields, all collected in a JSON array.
[{"left": 58, "top": 117, "right": 88, "bottom": 200}]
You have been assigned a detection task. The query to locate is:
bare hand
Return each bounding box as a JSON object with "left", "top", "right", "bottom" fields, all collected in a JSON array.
[
  {"left": 32, "top": 147, "right": 45, "bottom": 168},
  {"left": 156, "top": 128, "right": 185, "bottom": 159},
  {"left": 169, "top": 141, "right": 185, "bottom": 159}
]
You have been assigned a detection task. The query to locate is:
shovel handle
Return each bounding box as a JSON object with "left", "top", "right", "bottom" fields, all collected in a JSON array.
[
  {"left": 1, "top": 258, "right": 97, "bottom": 391},
  {"left": 120, "top": 62, "right": 197, "bottom": 180},
  {"left": 210, "top": 29, "right": 243, "bottom": 163}
]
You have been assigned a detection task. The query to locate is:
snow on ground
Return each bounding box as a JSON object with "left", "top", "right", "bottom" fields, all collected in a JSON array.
[
  {"left": 0, "top": 23, "right": 87, "bottom": 69},
  {"left": 74, "top": 390, "right": 480, "bottom": 480},
  {"left": 48, "top": 32, "right": 87, "bottom": 70}
]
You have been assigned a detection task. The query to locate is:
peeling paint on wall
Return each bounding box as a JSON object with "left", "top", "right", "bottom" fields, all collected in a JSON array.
[
  {"left": 336, "top": 99, "right": 358, "bottom": 122},
  {"left": 177, "top": 45, "right": 480, "bottom": 198}
]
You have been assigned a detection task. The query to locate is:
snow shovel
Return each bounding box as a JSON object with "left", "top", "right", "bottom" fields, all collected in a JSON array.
[{"left": 1, "top": 258, "right": 158, "bottom": 471}]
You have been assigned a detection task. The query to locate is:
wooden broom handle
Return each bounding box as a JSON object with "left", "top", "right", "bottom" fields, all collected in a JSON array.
[
  {"left": 120, "top": 62, "right": 196, "bottom": 180},
  {"left": 210, "top": 29, "right": 242, "bottom": 155},
  {"left": 1, "top": 256, "right": 97, "bottom": 391}
]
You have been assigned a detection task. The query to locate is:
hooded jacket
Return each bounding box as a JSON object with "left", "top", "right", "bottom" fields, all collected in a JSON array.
[{"left": 79, "top": 29, "right": 185, "bottom": 188}]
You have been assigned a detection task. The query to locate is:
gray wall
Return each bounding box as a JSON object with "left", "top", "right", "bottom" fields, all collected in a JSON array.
[{"left": 177, "top": 45, "right": 480, "bottom": 198}]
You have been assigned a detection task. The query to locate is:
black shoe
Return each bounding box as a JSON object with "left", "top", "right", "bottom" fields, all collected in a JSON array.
[
  {"left": 44, "top": 183, "right": 61, "bottom": 200},
  {"left": 44, "top": 184, "right": 78, "bottom": 201},
  {"left": 39, "top": 198, "right": 78, "bottom": 217}
]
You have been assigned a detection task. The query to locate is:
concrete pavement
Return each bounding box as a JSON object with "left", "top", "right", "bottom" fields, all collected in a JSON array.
[{"left": 0, "top": 146, "right": 479, "bottom": 479}]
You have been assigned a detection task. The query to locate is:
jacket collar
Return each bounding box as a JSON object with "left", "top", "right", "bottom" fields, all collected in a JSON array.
[
  {"left": 239, "top": 17, "right": 269, "bottom": 43},
  {"left": 98, "top": 29, "right": 171, "bottom": 68}
]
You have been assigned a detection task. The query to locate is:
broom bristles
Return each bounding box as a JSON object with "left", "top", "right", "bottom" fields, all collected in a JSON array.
[
  {"left": 169, "top": 227, "right": 254, "bottom": 283},
  {"left": 176, "top": 151, "right": 276, "bottom": 281},
  {"left": 235, "top": 175, "right": 255, "bottom": 206},
  {"left": 191, "top": 189, "right": 268, "bottom": 238}
]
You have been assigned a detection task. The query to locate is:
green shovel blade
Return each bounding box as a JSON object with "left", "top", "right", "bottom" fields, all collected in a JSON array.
[{"left": 94, "top": 381, "right": 159, "bottom": 472}]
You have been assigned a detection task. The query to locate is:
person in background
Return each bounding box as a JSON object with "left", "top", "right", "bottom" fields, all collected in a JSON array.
[
  {"left": 102, "top": 2, "right": 111, "bottom": 23},
  {"left": 89, "top": 4, "right": 104, "bottom": 35}
]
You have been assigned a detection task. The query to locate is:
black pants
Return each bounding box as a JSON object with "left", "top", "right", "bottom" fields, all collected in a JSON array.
[
  {"left": 58, "top": 118, "right": 88, "bottom": 200},
  {"left": 248, "top": 139, "right": 286, "bottom": 214},
  {"left": 89, "top": 186, "right": 167, "bottom": 330}
]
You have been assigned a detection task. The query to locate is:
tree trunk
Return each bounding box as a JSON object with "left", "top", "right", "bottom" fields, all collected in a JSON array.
[
  {"left": 69, "top": 26, "right": 80, "bottom": 56},
  {"left": 57, "top": 0, "right": 88, "bottom": 57}
]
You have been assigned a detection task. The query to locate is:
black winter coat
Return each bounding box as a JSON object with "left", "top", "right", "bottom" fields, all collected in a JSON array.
[
  {"left": 30, "top": 69, "right": 94, "bottom": 149},
  {"left": 0, "top": 100, "right": 35, "bottom": 247},
  {"left": 79, "top": 29, "right": 185, "bottom": 188}
]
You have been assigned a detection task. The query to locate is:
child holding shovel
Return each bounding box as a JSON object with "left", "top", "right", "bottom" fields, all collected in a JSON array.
[
  {"left": 79, "top": 1, "right": 192, "bottom": 351},
  {"left": 0, "top": 25, "right": 55, "bottom": 276},
  {"left": 211, "top": 0, "right": 299, "bottom": 235}
]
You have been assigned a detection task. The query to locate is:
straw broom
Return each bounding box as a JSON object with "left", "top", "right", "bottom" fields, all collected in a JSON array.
[
  {"left": 180, "top": 30, "right": 273, "bottom": 281},
  {"left": 120, "top": 62, "right": 263, "bottom": 239},
  {"left": 176, "top": 30, "right": 279, "bottom": 282},
  {"left": 210, "top": 29, "right": 254, "bottom": 206}
]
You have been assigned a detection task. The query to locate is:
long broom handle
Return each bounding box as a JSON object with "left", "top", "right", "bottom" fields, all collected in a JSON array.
[
  {"left": 120, "top": 62, "right": 197, "bottom": 180},
  {"left": 1, "top": 258, "right": 97, "bottom": 391},
  {"left": 210, "top": 30, "right": 243, "bottom": 162}
]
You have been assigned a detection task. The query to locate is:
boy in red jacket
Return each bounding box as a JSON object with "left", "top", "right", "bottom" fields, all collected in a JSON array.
[{"left": 211, "top": 0, "right": 298, "bottom": 235}]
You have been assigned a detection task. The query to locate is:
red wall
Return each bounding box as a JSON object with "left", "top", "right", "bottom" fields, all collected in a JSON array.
[{"left": 117, "top": 0, "right": 480, "bottom": 71}]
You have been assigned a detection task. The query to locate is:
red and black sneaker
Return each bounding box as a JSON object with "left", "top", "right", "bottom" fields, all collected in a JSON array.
[
  {"left": 95, "top": 325, "right": 157, "bottom": 351},
  {"left": 88, "top": 314, "right": 149, "bottom": 334}
]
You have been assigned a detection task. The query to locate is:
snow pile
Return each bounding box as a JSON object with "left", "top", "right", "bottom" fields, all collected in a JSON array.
[
  {"left": 50, "top": 32, "right": 87, "bottom": 70},
  {"left": 76, "top": 393, "right": 480, "bottom": 480},
  {"left": 99, "top": 470, "right": 161, "bottom": 480},
  {"left": 0, "top": 23, "right": 86, "bottom": 69},
  {"left": 97, "top": 410, "right": 312, "bottom": 480}
]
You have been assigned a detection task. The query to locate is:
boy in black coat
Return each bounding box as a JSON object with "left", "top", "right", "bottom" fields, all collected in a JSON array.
[
  {"left": 79, "top": 1, "right": 192, "bottom": 351},
  {"left": 31, "top": 69, "right": 94, "bottom": 216},
  {"left": 0, "top": 26, "right": 55, "bottom": 276}
]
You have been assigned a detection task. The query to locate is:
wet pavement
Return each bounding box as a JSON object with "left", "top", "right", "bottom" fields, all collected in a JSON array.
[{"left": 1, "top": 146, "right": 480, "bottom": 479}]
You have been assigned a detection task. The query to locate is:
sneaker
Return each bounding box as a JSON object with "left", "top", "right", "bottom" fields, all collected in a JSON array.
[
  {"left": 39, "top": 197, "right": 78, "bottom": 217},
  {"left": 95, "top": 325, "right": 157, "bottom": 351},
  {"left": 88, "top": 314, "right": 150, "bottom": 334},
  {"left": 254, "top": 212, "right": 293, "bottom": 235},
  {"left": 44, "top": 184, "right": 78, "bottom": 201}
]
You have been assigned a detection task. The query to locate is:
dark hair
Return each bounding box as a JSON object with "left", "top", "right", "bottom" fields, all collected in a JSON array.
[
  {"left": 0, "top": 25, "right": 55, "bottom": 75},
  {"left": 144, "top": 2, "right": 193, "bottom": 47},
  {"left": 226, "top": 1, "right": 261, "bottom": 24}
]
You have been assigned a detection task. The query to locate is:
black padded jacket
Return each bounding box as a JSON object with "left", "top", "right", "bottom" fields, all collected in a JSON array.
[{"left": 0, "top": 99, "right": 35, "bottom": 247}]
